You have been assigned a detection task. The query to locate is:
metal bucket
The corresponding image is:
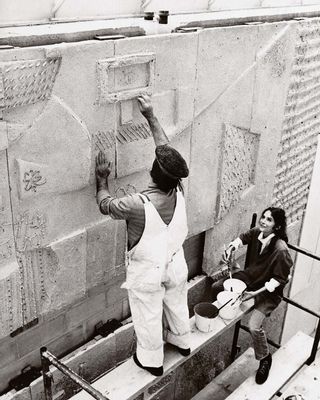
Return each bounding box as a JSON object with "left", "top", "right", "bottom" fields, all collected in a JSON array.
[{"left": 194, "top": 302, "right": 218, "bottom": 332}]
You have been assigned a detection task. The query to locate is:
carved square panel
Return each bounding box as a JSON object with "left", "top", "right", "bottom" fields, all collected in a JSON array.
[
  {"left": 0, "top": 58, "right": 61, "bottom": 109},
  {"left": 216, "top": 123, "right": 260, "bottom": 222},
  {"left": 97, "top": 53, "right": 155, "bottom": 104}
]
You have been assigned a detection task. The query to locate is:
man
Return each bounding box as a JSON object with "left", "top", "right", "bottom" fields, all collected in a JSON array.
[{"left": 95, "top": 94, "right": 191, "bottom": 376}]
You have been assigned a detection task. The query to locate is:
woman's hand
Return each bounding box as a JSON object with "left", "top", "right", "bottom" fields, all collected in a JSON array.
[
  {"left": 241, "top": 291, "right": 255, "bottom": 302},
  {"left": 95, "top": 151, "right": 112, "bottom": 180}
]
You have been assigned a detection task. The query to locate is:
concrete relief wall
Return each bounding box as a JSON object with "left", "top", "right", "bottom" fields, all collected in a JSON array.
[
  {"left": 0, "top": 33, "right": 197, "bottom": 390},
  {"left": 0, "top": 18, "right": 319, "bottom": 392}
]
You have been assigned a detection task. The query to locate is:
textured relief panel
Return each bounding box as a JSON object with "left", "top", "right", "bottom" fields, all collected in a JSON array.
[
  {"left": 0, "top": 58, "right": 61, "bottom": 109},
  {"left": 14, "top": 210, "right": 47, "bottom": 253},
  {"left": 216, "top": 123, "right": 260, "bottom": 222},
  {"left": 94, "top": 121, "right": 152, "bottom": 151},
  {"left": 13, "top": 210, "right": 48, "bottom": 325},
  {"left": 272, "top": 20, "right": 320, "bottom": 224},
  {"left": 96, "top": 53, "right": 155, "bottom": 104},
  {"left": 0, "top": 263, "right": 24, "bottom": 337}
]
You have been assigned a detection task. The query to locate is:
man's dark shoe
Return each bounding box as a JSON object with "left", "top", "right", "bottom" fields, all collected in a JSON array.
[
  {"left": 171, "top": 345, "right": 191, "bottom": 356},
  {"left": 133, "top": 353, "right": 163, "bottom": 377},
  {"left": 255, "top": 353, "right": 272, "bottom": 384}
]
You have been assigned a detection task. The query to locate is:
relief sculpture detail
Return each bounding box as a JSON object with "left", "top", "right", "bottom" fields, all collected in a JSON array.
[
  {"left": 216, "top": 123, "right": 260, "bottom": 222},
  {"left": 272, "top": 20, "right": 320, "bottom": 223}
]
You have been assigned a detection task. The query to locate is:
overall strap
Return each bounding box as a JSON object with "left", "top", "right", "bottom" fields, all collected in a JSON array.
[{"left": 138, "top": 193, "right": 151, "bottom": 204}]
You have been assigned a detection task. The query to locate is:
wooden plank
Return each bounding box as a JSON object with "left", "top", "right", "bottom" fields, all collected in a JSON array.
[
  {"left": 225, "top": 331, "right": 313, "bottom": 400},
  {"left": 71, "top": 301, "right": 254, "bottom": 400},
  {"left": 192, "top": 348, "right": 257, "bottom": 400}
]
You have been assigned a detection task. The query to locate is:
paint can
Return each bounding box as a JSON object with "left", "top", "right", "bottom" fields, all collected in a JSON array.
[
  {"left": 144, "top": 11, "right": 154, "bottom": 20},
  {"left": 223, "top": 278, "right": 247, "bottom": 294},
  {"left": 158, "top": 10, "right": 169, "bottom": 24},
  {"left": 194, "top": 302, "right": 218, "bottom": 332},
  {"left": 217, "top": 291, "right": 240, "bottom": 320}
]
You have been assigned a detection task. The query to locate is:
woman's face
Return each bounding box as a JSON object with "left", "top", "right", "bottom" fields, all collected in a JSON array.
[{"left": 259, "top": 210, "right": 275, "bottom": 237}]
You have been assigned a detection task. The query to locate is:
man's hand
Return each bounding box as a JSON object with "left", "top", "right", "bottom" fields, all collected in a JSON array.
[
  {"left": 137, "top": 94, "right": 154, "bottom": 119},
  {"left": 95, "top": 151, "right": 112, "bottom": 180}
]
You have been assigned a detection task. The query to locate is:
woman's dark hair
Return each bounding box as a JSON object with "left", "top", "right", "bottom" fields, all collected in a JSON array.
[
  {"left": 261, "top": 206, "right": 288, "bottom": 242},
  {"left": 150, "top": 159, "right": 182, "bottom": 193}
]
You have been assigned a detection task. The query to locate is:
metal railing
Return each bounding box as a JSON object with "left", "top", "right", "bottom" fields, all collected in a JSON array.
[
  {"left": 231, "top": 213, "right": 320, "bottom": 366},
  {"left": 40, "top": 347, "right": 109, "bottom": 400}
]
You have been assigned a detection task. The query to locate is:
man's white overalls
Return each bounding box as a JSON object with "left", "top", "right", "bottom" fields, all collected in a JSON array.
[{"left": 122, "top": 188, "right": 190, "bottom": 367}]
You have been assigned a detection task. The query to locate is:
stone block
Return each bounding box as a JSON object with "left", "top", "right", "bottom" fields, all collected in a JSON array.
[
  {"left": 194, "top": 26, "right": 258, "bottom": 120},
  {"left": 48, "top": 41, "right": 117, "bottom": 182},
  {"left": 40, "top": 230, "right": 87, "bottom": 314},
  {"left": 0, "top": 152, "right": 15, "bottom": 269},
  {"left": 16, "top": 314, "right": 67, "bottom": 358},
  {"left": 86, "top": 218, "right": 119, "bottom": 290},
  {"left": 113, "top": 34, "right": 197, "bottom": 178},
  {"left": 66, "top": 293, "right": 106, "bottom": 329},
  {"left": 106, "top": 282, "right": 127, "bottom": 307},
  {"left": 0, "top": 337, "right": 18, "bottom": 368},
  {"left": 45, "top": 324, "right": 86, "bottom": 358},
  {"left": 11, "top": 97, "right": 91, "bottom": 200},
  {"left": 115, "top": 323, "right": 135, "bottom": 363},
  {"left": 0, "top": 121, "right": 8, "bottom": 151},
  {"left": 188, "top": 25, "right": 260, "bottom": 235}
]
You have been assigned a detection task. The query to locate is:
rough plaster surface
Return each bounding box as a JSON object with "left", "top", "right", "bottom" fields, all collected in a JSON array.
[
  {"left": 272, "top": 19, "right": 320, "bottom": 224},
  {"left": 0, "top": 17, "right": 319, "bottom": 393},
  {"left": 216, "top": 124, "right": 260, "bottom": 222}
]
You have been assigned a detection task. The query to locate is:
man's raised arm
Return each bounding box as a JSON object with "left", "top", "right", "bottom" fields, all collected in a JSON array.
[{"left": 137, "top": 94, "right": 169, "bottom": 146}]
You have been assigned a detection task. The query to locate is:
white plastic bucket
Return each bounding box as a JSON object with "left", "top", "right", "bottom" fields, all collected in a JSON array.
[
  {"left": 223, "top": 278, "right": 247, "bottom": 294},
  {"left": 217, "top": 291, "right": 240, "bottom": 320},
  {"left": 194, "top": 302, "right": 218, "bottom": 332}
]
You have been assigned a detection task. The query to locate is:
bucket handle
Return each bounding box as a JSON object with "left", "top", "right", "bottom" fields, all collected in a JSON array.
[{"left": 217, "top": 297, "right": 233, "bottom": 312}]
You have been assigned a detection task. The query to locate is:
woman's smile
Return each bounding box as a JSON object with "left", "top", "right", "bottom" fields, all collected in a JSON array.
[{"left": 259, "top": 210, "right": 275, "bottom": 237}]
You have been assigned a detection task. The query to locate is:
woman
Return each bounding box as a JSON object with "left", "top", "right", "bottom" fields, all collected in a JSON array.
[{"left": 222, "top": 207, "right": 293, "bottom": 385}]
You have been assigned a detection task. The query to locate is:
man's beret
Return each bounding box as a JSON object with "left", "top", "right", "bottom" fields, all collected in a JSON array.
[{"left": 155, "top": 145, "right": 189, "bottom": 179}]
